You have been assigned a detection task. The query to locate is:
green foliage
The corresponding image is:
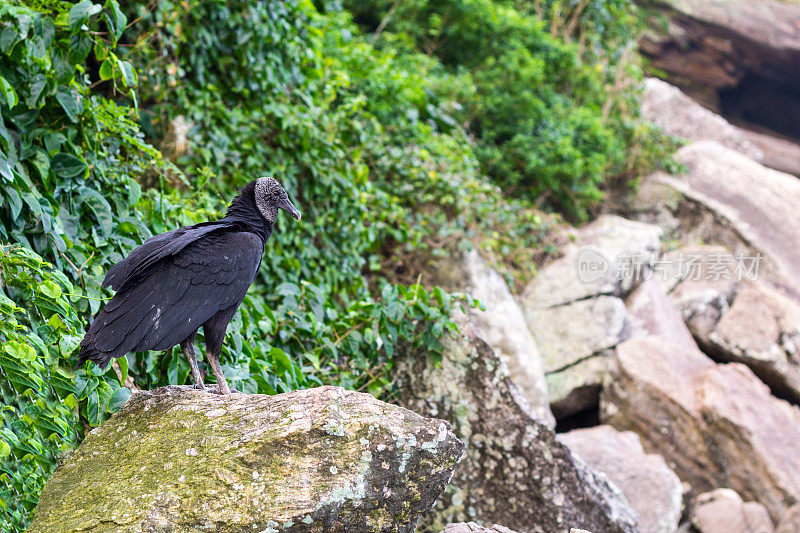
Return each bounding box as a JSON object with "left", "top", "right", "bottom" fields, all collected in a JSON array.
[
  {"left": 0, "top": 245, "right": 129, "bottom": 531},
  {"left": 0, "top": 0, "right": 668, "bottom": 529},
  {"left": 343, "top": 0, "right": 670, "bottom": 221}
]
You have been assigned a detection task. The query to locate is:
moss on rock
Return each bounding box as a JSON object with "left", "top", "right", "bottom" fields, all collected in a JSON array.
[{"left": 28, "top": 386, "right": 464, "bottom": 533}]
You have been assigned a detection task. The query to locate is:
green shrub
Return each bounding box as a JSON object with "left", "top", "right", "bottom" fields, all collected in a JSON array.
[{"left": 342, "top": 0, "right": 668, "bottom": 221}]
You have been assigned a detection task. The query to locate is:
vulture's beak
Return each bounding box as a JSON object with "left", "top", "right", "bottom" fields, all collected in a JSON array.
[{"left": 282, "top": 200, "right": 302, "bottom": 221}]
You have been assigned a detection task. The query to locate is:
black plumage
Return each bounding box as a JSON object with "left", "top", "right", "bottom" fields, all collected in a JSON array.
[{"left": 77, "top": 177, "right": 301, "bottom": 394}]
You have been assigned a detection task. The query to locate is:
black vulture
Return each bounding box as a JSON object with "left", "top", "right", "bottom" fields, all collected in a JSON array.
[{"left": 77, "top": 177, "right": 301, "bottom": 394}]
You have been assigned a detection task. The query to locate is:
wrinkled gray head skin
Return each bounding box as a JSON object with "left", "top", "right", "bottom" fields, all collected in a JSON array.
[{"left": 254, "top": 177, "right": 302, "bottom": 224}]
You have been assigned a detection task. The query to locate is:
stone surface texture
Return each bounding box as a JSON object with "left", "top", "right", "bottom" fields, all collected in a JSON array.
[
  {"left": 29, "top": 386, "right": 464, "bottom": 533},
  {"left": 602, "top": 336, "right": 800, "bottom": 521},
  {"left": 560, "top": 425, "right": 683, "bottom": 533},
  {"left": 522, "top": 215, "right": 661, "bottom": 418},
  {"left": 397, "top": 317, "right": 639, "bottom": 533},
  {"left": 460, "top": 249, "right": 553, "bottom": 427},
  {"left": 442, "top": 523, "right": 519, "bottom": 533},
  {"left": 641, "top": 77, "right": 763, "bottom": 161},
  {"left": 691, "top": 488, "right": 774, "bottom": 533}
]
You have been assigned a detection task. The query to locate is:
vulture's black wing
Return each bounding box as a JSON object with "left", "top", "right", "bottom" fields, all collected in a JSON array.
[
  {"left": 78, "top": 231, "right": 263, "bottom": 368},
  {"left": 103, "top": 221, "right": 233, "bottom": 291}
]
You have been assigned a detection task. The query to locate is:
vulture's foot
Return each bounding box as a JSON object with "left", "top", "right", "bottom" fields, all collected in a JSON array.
[{"left": 192, "top": 382, "right": 206, "bottom": 391}]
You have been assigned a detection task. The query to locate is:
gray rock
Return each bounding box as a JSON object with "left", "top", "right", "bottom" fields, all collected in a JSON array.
[
  {"left": 602, "top": 336, "right": 800, "bottom": 521},
  {"left": 461, "top": 250, "right": 553, "bottom": 427},
  {"left": 521, "top": 215, "right": 661, "bottom": 419},
  {"left": 739, "top": 128, "right": 800, "bottom": 178},
  {"left": 28, "top": 386, "right": 464, "bottom": 533},
  {"left": 522, "top": 215, "right": 662, "bottom": 308},
  {"left": 660, "top": 246, "right": 738, "bottom": 343},
  {"left": 691, "top": 488, "right": 774, "bottom": 533},
  {"left": 706, "top": 281, "right": 800, "bottom": 403},
  {"left": 641, "top": 78, "right": 763, "bottom": 162},
  {"left": 425, "top": 249, "right": 554, "bottom": 428},
  {"left": 442, "top": 523, "right": 519, "bottom": 533},
  {"left": 626, "top": 278, "right": 698, "bottom": 352},
  {"left": 560, "top": 425, "right": 683, "bottom": 533},
  {"left": 776, "top": 503, "right": 800, "bottom": 533},
  {"left": 397, "top": 318, "right": 639, "bottom": 533},
  {"left": 645, "top": 142, "right": 800, "bottom": 296}
]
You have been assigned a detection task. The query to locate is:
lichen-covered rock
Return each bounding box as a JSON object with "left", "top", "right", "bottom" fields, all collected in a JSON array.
[
  {"left": 424, "top": 249, "right": 554, "bottom": 428},
  {"left": 460, "top": 249, "right": 553, "bottom": 427},
  {"left": 28, "top": 386, "right": 464, "bottom": 533},
  {"left": 397, "top": 317, "right": 639, "bottom": 533},
  {"left": 560, "top": 425, "right": 683, "bottom": 533}
]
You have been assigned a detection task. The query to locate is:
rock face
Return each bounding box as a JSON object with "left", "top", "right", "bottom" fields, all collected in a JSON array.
[
  {"left": 460, "top": 250, "right": 553, "bottom": 427},
  {"left": 641, "top": 78, "right": 763, "bottom": 162},
  {"left": 428, "top": 249, "right": 554, "bottom": 428},
  {"left": 691, "top": 489, "right": 774, "bottom": 533},
  {"left": 442, "top": 523, "right": 519, "bottom": 533},
  {"left": 705, "top": 281, "right": 800, "bottom": 402},
  {"left": 522, "top": 215, "right": 661, "bottom": 418},
  {"left": 397, "top": 317, "right": 639, "bottom": 533},
  {"left": 644, "top": 141, "right": 800, "bottom": 295},
  {"left": 777, "top": 503, "right": 800, "bottom": 533},
  {"left": 639, "top": 0, "right": 800, "bottom": 139},
  {"left": 29, "top": 386, "right": 464, "bottom": 533},
  {"left": 560, "top": 425, "right": 683, "bottom": 533},
  {"left": 602, "top": 336, "right": 800, "bottom": 521}
]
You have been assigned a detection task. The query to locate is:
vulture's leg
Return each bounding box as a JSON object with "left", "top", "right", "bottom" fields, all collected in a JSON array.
[
  {"left": 180, "top": 334, "right": 205, "bottom": 390},
  {"left": 203, "top": 306, "right": 237, "bottom": 395}
]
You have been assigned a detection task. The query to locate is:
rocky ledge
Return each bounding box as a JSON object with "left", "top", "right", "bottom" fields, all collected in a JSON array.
[{"left": 28, "top": 386, "right": 464, "bottom": 533}]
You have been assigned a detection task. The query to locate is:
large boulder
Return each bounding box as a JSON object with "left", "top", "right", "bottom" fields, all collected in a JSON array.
[
  {"left": 397, "top": 317, "right": 639, "bottom": 533},
  {"left": 560, "top": 425, "right": 683, "bottom": 533},
  {"left": 602, "top": 336, "right": 800, "bottom": 520},
  {"left": 427, "top": 249, "right": 554, "bottom": 428},
  {"left": 29, "top": 386, "right": 464, "bottom": 533},
  {"left": 690, "top": 489, "right": 774, "bottom": 533},
  {"left": 460, "top": 250, "right": 553, "bottom": 427},
  {"left": 639, "top": 0, "right": 800, "bottom": 130},
  {"left": 641, "top": 78, "right": 763, "bottom": 162},
  {"left": 658, "top": 246, "right": 738, "bottom": 343},
  {"left": 639, "top": 141, "right": 800, "bottom": 296},
  {"left": 706, "top": 281, "right": 800, "bottom": 402},
  {"left": 522, "top": 215, "right": 661, "bottom": 418},
  {"left": 777, "top": 503, "right": 800, "bottom": 533}
]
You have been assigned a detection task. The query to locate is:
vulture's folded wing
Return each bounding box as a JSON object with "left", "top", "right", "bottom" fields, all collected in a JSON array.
[
  {"left": 102, "top": 221, "right": 233, "bottom": 291},
  {"left": 79, "top": 231, "right": 264, "bottom": 367}
]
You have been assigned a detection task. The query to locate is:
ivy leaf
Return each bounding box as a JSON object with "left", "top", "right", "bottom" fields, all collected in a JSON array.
[
  {"left": 5, "top": 188, "right": 22, "bottom": 219},
  {"left": 0, "top": 439, "right": 10, "bottom": 459},
  {"left": 0, "top": 76, "right": 18, "bottom": 109},
  {"left": 55, "top": 86, "right": 83, "bottom": 122},
  {"left": 86, "top": 388, "right": 100, "bottom": 426},
  {"left": 98, "top": 58, "right": 114, "bottom": 80},
  {"left": 104, "top": 0, "right": 127, "bottom": 41},
  {"left": 118, "top": 355, "right": 128, "bottom": 386},
  {"left": 68, "top": 33, "right": 92, "bottom": 64},
  {"left": 68, "top": 0, "right": 102, "bottom": 32},
  {"left": 107, "top": 386, "right": 130, "bottom": 412},
  {"left": 51, "top": 152, "right": 87, "bottom": 178},
  {"left": 276, "top": 282, "right": 300, "bottom": 296},
  {"left": 118, "top": 61, "right": 137, "bottom": 88},
  {"left": 26, "top": 74, "right": 48, "bottom": 108}
]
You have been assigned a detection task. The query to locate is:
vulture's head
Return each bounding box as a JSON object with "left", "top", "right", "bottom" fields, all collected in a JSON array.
[{"left": 254, "top": 177, "right": 302, "bottom": 223}]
